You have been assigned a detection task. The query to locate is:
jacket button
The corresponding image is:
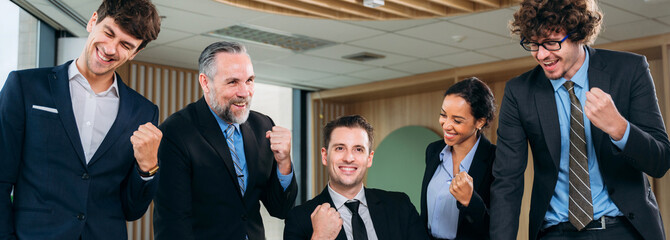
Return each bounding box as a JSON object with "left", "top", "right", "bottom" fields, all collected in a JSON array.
[
  {"left": 77, "top": 213, "right": 86, "bottom": 221},
  {"left": 628, "top": 213, "right": 635, "bottom": 220},
  {"left": 82, "top": 173, "right": 90, "bottom": 180}
]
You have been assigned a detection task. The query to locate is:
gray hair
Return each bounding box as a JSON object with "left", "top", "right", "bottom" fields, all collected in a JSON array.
[{"left": 198, "top": 41, "right": 248, "bottom": 79}]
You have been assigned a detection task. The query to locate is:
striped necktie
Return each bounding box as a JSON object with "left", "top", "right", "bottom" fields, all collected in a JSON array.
[
  {"left": 563, "top": 81, "right": 593, "bottom": 230},
  {"left": 225, "top": 125, "right": 245, "bottom": 196}
]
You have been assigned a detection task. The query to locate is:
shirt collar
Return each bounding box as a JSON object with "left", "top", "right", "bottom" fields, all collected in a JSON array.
[
  {"left": 68, "top": 59, "right": 119, "bottom": 97},
  {"left": 327, "top": 183, "right": 368, "bottom": 209},
  {"left": 208, "top": 106, "right": 240, "bottom": 134},
  {"left": 550, "top": 46, "right": 590, "bottom": 92},
  {"left": 439, "top": 136, "right": 481, "bottom": 176}
]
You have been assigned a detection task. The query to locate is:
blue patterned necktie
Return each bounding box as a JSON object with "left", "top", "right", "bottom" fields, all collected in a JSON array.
[{"left": 225, "top": 125, "right": 245, "bottom": 196}]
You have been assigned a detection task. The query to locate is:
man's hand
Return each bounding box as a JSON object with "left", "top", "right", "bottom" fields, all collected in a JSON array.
[
  {"left": 130, "top": 122, "right": 162, "bottom": 171},
  {"left": 585, "top": 87, "right": 628, "bottom": 140},
  {"left": 266, "top": 126, "right": 292, "bottom": 175},
  {"left": 310, "top": 203, "right": 342, "bottom": 240},
  {"left": 450, "top": 171, "right": 474, "bottom": 207}
]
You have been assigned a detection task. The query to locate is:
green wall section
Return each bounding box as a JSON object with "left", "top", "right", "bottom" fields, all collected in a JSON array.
[{"left": 366, "top": 126, "right": 441, "bottom": 211}]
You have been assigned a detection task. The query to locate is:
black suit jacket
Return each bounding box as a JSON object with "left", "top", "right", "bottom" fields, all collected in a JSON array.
[
  {"left": 0, "top": 61, "right": 159, "bottom": 240},
  {"left": 284, "top": 187, "right": 429, "bottom": 240},
  {"left": 420, "top": 135, "right": 495, "bottom": 239},
  {"left": 491, "top": 47, "right": 670, "bottom": 240},
  {"left": 153, "top": 98, "right": 298, "bottom": 240}
]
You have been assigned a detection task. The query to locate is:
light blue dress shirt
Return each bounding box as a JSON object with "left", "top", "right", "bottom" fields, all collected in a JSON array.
[
  {"left": 544, "top": 48, "right": 629, "bottom": 227},
  {"left": 426, "top": 137, "right": 480, "bottom": 239},
  {"left": 209, "top": 109, "right": 293, "bottom": 191}
]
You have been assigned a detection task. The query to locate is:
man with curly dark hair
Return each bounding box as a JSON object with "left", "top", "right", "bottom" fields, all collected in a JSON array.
[{"left": 491, "top": 0, "right": 670, "bottom": 239}]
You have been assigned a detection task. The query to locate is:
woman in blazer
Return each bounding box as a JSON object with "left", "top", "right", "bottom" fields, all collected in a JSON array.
[{"left": 420, "top": 77, "right": 496, "bottom": 240}]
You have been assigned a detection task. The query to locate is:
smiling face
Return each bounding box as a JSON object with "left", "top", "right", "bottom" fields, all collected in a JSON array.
[
  {"left": 531, "top": 30, "right": 586, "bottom": 80},
  {"left": 77, "top": 12, "right": 141, "bottom": 83},
  {"left": 322, "top": 127, "right": 374, "bottom": 194},
  {"left": 439, "top": 94, "right": 485, "bottom": 149},
  {"left": 200, "top": 52, "right": 255, "bottom": 124}
]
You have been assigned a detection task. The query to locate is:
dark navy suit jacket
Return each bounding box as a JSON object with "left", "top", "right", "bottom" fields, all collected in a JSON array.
[{"left": 0, "top": 61, "right": 160, "bottom": 240}]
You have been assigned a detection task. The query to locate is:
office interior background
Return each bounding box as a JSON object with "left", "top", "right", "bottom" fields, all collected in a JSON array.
[{"left": 2, "top": 0, "right": 670, "bottom": 239}]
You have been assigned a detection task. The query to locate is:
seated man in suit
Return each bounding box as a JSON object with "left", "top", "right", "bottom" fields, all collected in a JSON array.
[
  {"left": 0, "top": 0, "right": 162, "bottom": 239},
  {"left": 153, "top": 41, "right": 298, "bottom": 240},
  {"left": 284, "top": 115, "right": 428, "bottom": 240}
]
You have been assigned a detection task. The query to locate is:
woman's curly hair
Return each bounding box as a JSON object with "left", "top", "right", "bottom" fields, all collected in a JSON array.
[{"left": 510, "top": 0, "right": 603, "bottom": 45}]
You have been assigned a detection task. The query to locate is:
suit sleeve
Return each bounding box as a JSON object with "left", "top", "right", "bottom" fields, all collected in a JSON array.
[
  {"left": 283, "top": 207, "right": 310, "bottom": 240},
  {"left": 615, "top": 56, "right": 670, "bottom": 178},
  {"left": 456, "top": 190, "right": 488, "bottom": 229},
  {"left": 0, "top": 72, "right": 23, "bottom": 240},
  {"left": 260, "top": 117, "right": 298, "bottom": 219},
  {"left": 152, "top": 132, "right": 195, "bottom": 240},
  {"left": 120, "top": 105, "right": 160, "bottom": 221},
  {"left": 490, "top": 82, "right": 528, "bottom": 240},
  {"left": 400, "top": 193, "right": 430, "bottom": 240}
]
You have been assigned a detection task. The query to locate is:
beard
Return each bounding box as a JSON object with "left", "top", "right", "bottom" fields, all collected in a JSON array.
[{"left": 206, "top": 87, "right": 251, "bottom": 124}]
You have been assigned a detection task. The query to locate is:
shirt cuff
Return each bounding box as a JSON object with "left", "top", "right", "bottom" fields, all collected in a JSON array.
[
  {"left": 611, "top": 122, "right": 631, "bottom": 150},
  {"left": 277, "top": 165, "right": 294, "bottom": 191}
]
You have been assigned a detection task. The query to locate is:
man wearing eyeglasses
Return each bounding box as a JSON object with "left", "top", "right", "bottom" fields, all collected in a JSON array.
[{"left": 490, "top": 0, "right": 670, "bottom": 239}]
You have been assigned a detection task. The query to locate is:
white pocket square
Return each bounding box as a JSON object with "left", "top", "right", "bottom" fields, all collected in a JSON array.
[{"left": 32, "top": 105, "right": 58, "bottom": 114}]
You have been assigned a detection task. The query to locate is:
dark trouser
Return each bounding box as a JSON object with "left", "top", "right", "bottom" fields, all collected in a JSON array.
[{"left": 538, "top": 216, "right": 643, "bottom": 240}]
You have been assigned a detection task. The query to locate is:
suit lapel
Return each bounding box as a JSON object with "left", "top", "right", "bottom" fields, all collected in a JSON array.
[
  {"left": 317, "top": 187, "right": 347, "bottom": 240},
  {"left": 194, "top": 98, "right": 242, "bottom": 199},
  {"left": 534, "top": 72, "right": 562, "bottom": 169},
  {"left": 49, "top": 61, "right": 86, "bottom": 167},
  {"left": 366, "top": 188, "right": 387, "bottom": 240},
  {"left": 585, "top": 47, "right": 610, "bottom": 154},
  {"left": 469, "top": 136, "right": 492, "bottom": 191},
  {"left": 240, "top": 122, "right": 259, "bottom": 201},
  {"left": 88, "top": 74, "right": 136, "bottom": 166}
]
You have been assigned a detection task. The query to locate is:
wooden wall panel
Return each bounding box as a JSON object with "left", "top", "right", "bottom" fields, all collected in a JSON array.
[
  {"left": 310, "top": 100, "right": 347, "bottom": 197},
  {"left": 117, "top": 61, "right": 200, "bottom": 240}
]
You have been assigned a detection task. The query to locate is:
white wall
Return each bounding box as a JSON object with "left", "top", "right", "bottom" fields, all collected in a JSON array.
[{"left": 0, "top": 1, "right": 19, "bottom": 91}]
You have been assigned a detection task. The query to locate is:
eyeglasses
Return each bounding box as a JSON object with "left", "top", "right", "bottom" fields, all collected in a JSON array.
[{"left": 520, "top": 33, "right": 572, "bottom": 52}]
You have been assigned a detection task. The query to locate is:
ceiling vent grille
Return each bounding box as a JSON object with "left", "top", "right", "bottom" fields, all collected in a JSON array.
[
  {"left": 342, "top": 52, "right": 386, "bottom": 62},
  {"left": 207, "top": 25, "right": 336, "bottom": 52}
]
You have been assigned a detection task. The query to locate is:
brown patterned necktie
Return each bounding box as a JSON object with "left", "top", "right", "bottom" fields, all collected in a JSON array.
[{"left": 563, "top": 81, "right": 594, "bottom": 230}]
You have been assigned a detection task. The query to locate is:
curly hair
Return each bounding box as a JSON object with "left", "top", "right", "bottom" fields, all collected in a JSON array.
[
  {"left": 444, "top": 77, "right": 496, "bottom": 129},
  {"left": 96, "top": 0, "right": 161, "bottom": 51},
  {"left": 510, "top": 0, "right": 602, "bottom": 45}
]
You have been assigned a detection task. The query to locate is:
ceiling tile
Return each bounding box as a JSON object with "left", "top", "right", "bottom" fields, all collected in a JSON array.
[
  {"left": 253, "top": 63, "right": 334, "bottom": 81},
  {"left": 305, "top": 44, "right": 417, "bottom": 67},
  {"left": 268, "top": 55, "right": 373, "bottom": 74},
  {"left": 396, "top": 21, "right": 514, "bottom": 50},
  {"left": 150, "top": 28, "right": 194, "bottom": 46},
  {"left": 134, "top": 46, "right": 201, "bottom": 69},
  {"left": 305, "top": 75, "right": 368, "bottom": 89},
  {"left": 599, "top": 3, "right": 646, "bottom": 27},
  {"left": 347, "top": 68, "right": 411, "bottom": 81},
  {"left": 476, "top": 44, "right": 529, "bottom": 60},
  {"left": 599, "top": 20, "right": 670, "bottom": 41},
  {"left": 600, "top": 0, "right": 670, "bottom": 18},
  {"left": 387, "top": 60, "right": 452, "bottom": 74},
  {"left": 165, "top": 35, "right": 224, "bottom": 52},
  {"left": 430, "top": 51, "right": 500, "bottom": 67},
  {"left": 345, "top": 18, "right": 440, "bottom": 32},
  {"left": 245, "top": 15, "right": 384, "bottom": 42},
  {"left": 447, "top": 8, "right": 516, "bottom": 38},
  {"left": 157, "top": 5, "right": 237, "bottom": 34},
  {"left": 593, "top": 36, "right": 613, "bottom": 46},
  {"left": 657, "top": 15, "right": 670, "bottom": 25},
  {"left": 349, "top": 33, "right": 464, "bottom": 58},
  {"left": 154, "top": 0, "right": 268, "bottom": 22}
]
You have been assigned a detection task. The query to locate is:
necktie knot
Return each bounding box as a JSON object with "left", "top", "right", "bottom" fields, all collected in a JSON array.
[
  {"left": 225, "top": 125, "right": 235, "bottom": 139},
  {"left": 563, "top": 81, "right": 576, "bottom": 95},
  {"left": 345, "top": 200, "right": 360, "bottom": 215}
]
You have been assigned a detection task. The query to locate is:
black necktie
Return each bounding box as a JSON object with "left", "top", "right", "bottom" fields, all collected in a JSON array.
[
  {"left": 345, "top": 200, "right": 368, "bottom": 240},
  {"left": 563, "top": 81, "right": 594, "bottom": 230}
]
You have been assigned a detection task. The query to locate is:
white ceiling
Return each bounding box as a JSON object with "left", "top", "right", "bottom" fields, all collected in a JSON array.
[{"left": 24, "top": 0, "right": 670, "bottom": 90}]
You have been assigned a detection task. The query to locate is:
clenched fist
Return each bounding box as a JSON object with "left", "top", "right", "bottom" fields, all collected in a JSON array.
[
  {"left": 450, "top": 171, "right": 474, "bottom": 207},
  {"left": 130, "top": 122, "right": 162, "bottom": 171},
  {"left": 311, "top": 203, "right": 342, "bottom": 240},
  {"left": 266, "top": 126, "right": 292, "bottom": 175},
  {"left": 585, "top": 87, "right": 628, "bottom": 141}
]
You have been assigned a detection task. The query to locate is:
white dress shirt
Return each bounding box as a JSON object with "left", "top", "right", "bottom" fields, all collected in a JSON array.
[
  {"left": 328, "top": 184, "right": 378, "bottom": 240},
  {"left": 68, "top": 61, "right": 119, "bottom": 163}
]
